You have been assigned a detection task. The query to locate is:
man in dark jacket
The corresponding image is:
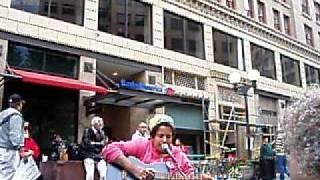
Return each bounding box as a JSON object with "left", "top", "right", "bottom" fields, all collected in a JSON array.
[
  {"left": 81, "top": 116, "right": 107, "bottom": 180},
  {"left": 260, "top": 138, "right": 275, "bottom": 180}
]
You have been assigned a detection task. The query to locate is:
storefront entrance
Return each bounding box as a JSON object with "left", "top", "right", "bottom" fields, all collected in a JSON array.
[{"left": 3, "top": 81, "right": 78, "bottom": 154}]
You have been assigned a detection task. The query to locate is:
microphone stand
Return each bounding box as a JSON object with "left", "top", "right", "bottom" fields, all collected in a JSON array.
[
  {"left": 163, "top": 144, "right": 189, "bottom": 180},
  {"left": 171, "top": 157, "right": 189, "bottom": 180}
]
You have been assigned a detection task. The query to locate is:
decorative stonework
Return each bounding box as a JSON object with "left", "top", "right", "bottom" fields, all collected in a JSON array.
[{"left": 164, "top": 0, "right": 320, "bottom": 63}]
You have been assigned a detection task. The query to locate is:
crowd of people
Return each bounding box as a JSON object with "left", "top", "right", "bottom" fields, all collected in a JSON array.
[{"left": 0, "top": 90, "right": 319, "bottom": 180}]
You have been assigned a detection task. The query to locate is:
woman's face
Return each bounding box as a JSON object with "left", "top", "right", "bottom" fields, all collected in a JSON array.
[{"left": 152, "top": 126, "right": 173, "bottom": 153}]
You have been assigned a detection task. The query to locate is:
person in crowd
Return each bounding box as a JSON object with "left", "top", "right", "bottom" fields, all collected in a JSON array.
[
  {"left": 50, "top": 133, "right": 67, "bottom": 161},
  {"left": 282, "top": 86, "right": 320, "bottom": 180},
  {"left": 274, "top": 126, "right": 289, "bottom": 180},
  {"left": 131, "top": 121, "right": 150, "bottom": 140},
  {"left": 175, "top": 138, "right": 189, "bottom": 154},
  {"left": 21, "top": 121, "right": 40, "bottom": 160},
  {"left": 0, "top": 94, "right": 27, "bottom": 180},
  {"left": 103, "top": 114, "right": 212, "bottom": 180},
  {"left": 259, "top": 137, "right": 275, "bottom": 180},
  {"left": 80, "top": 116, "right": 108, "bottom": 180}
]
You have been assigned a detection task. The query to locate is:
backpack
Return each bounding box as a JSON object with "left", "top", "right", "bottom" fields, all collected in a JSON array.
[
  {"left": 0, "top": 112, "right": 20, "bottom": 126},
  {"left": 261, "top": 143, "right": 274, "bottom": 158}
]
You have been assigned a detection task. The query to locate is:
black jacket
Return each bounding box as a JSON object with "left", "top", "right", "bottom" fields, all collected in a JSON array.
[{"left": 80, "top": 127, "right": 106, "bottom": 160}]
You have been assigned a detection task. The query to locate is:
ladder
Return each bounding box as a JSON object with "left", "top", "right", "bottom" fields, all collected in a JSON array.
[{"left": 202, "top": 96, "right": 246, "bottom": 158}]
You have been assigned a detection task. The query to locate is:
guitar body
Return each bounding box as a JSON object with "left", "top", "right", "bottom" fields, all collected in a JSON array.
[{"left": 106, "top": 156, "right": 169, "bottom": 180}]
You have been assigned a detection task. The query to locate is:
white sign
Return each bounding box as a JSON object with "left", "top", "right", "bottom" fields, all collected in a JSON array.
[{"left": 12, "top": 156, "right": 41, "bottom": 180}]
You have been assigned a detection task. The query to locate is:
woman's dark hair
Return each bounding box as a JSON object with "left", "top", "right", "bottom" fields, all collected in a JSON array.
[{"left": 150, "top": 122, "right": 175, "bottom": 138}]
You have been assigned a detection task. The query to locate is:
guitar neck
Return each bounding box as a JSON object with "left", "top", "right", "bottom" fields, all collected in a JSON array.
[
  {"left": 107, "top": 156, "right": 204, "bottom": 180},
  {"left": 153, "top": 171, "right": 202, "bottom": 180}
]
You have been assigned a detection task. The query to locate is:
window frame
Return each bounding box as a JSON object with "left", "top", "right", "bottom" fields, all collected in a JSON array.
[
  {"left": 301, "top": 0, "right": 310, "bottom": 15},
  {"left": 304, "top": 24, "right": 314, "bottom": 46},
  {"left": 7, "top": 42, "right": 79, "bottom": 79},
  {"left": 258, "top": 1, "right": 266, "bottom": 23},
  {"left": 11, "top": 0, "right": 84, "bottom": 25},
  {"left": 98, "top": 0, "right": 152, "bottom": 44},
  {"left": 315, "top": 2, "right": 320, "bottom": 23},
  {"left": 304, "top": 64, "right": 320, "bottom": 85},
  {"left": 283, "top": 14, "right": 291, "bottom": 35},
  {"left": 226, "top": 0, "right": 236, "bottom": 9},
  {"left": 164, "top": 11, "right": 205, "bottom": 59},
  {"left": 250, "top": 43, "right": 276, "bottom": 80},
  {"left": 280, "top": 55, "right": 302, "bottom": 87},
  {"left": 273, "top": 9, "right": 281, "bottom": 31},
  {"left": 213, "top": 29, "right": 241, "bottom": 69}
]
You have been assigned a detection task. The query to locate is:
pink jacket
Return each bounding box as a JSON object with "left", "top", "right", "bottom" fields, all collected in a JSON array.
[{"left": 102, "top": 139, "right": 194, "bottom": 175}]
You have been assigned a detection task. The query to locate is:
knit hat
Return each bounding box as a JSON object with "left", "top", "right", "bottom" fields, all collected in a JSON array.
[{"left": 148, "top": 114, "right": 174, "bottom": 130}]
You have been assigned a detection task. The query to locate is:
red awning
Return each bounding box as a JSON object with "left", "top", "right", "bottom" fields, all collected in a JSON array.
[{"left": 11, "top": 69, "right": 108, "bottom": 94}]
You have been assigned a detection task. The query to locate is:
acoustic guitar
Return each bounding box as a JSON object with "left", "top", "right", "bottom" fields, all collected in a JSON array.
[{"left": 106, "top": 156, "right": 205, "bottom": 180}]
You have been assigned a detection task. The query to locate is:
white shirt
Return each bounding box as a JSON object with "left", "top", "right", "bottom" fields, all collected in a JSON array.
[{"left": 131, "top": 130, "right": 150, "bottom": 141}]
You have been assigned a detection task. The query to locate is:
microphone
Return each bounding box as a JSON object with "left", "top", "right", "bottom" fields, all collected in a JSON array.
[{"left": 161, "top": 144, "right": 177, "bottom": 163}]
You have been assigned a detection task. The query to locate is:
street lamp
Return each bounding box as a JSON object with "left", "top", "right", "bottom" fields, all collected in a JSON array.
[{"left": 228, "top": 69, "right": 260, "bottom": 160}]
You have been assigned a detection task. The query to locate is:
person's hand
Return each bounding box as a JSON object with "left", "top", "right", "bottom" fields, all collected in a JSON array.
[{"left": 133, "top": 167, "right": 155, "bottom": 180}]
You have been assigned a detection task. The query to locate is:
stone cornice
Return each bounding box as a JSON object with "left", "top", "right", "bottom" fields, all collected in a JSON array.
[{"left": 163, "top": 0, "right": 320, "bottom": 63}]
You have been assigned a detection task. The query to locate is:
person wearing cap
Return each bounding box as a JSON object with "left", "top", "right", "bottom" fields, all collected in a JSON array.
[
  {"left": 131, "top": 122, "right": 150, "bottom": 141},
  {"left": 102, "top": 114, "right": 213, "bottom": 180},
  {"left": 80, "top": 116, "right": 108, "bottom": 180},
  {"left": 0, "top": 94, "right": 27, "bottom": 180}
]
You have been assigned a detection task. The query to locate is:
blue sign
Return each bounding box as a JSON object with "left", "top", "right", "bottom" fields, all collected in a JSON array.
[{"left": 119, "top": 80, "right": 164, "bottom": 94}]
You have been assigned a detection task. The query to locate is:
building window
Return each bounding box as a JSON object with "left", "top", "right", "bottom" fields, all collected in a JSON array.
[
  {"left": 283, "top": 15, "right": 291, "bottom": 35},
  {"left": 226, "top": 0, "right": 236, "bottom": 9},
  {"left": 304, "top": 25, "right": 313, "bottom": 46},
  {"left": 258, "top": 1, "right": 266, "bottom": 23},
  {"left": 251, "top": 43, "right": 276, "bottom": 80},
  {"left": 301, "top": 0, "right": 309, "bottom": 15},
  {"left": 213, "top": 30, "right": 240, "bottom": 69},
  {"left": 11, "top": 0, "right": 84, "bottom": 25},
  {"left": 98, "top": 0, "right": 152, "bottom": 44},
  {"left": 164, "top": 11, "right": 205, "bottom": 59},
  {"left": 258, "top": 95, "right": 278, "bottom": 125},
  {"left": 164, "top": 69, "right": 173, "bottom": 84},
  {"left": 273, "top": 9, "right": 281, "bottom": 31},
  {"left": 281, "top": 55, "right": 301, "bottom": 87},
  {"left": 305, "top": 64, "right": 320, "bottom": 85},
  {"left": 244, "top": 0, "right": 254, "bottom": 18},
  {"left": 315, "top": 2, "right": 320, "bottom": 23},
  {"left": 7, "top": 42, "right": 78, "bottom": 78},
  {"left": 148, "top": 75, "right": 156, "bottom": 85}
]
